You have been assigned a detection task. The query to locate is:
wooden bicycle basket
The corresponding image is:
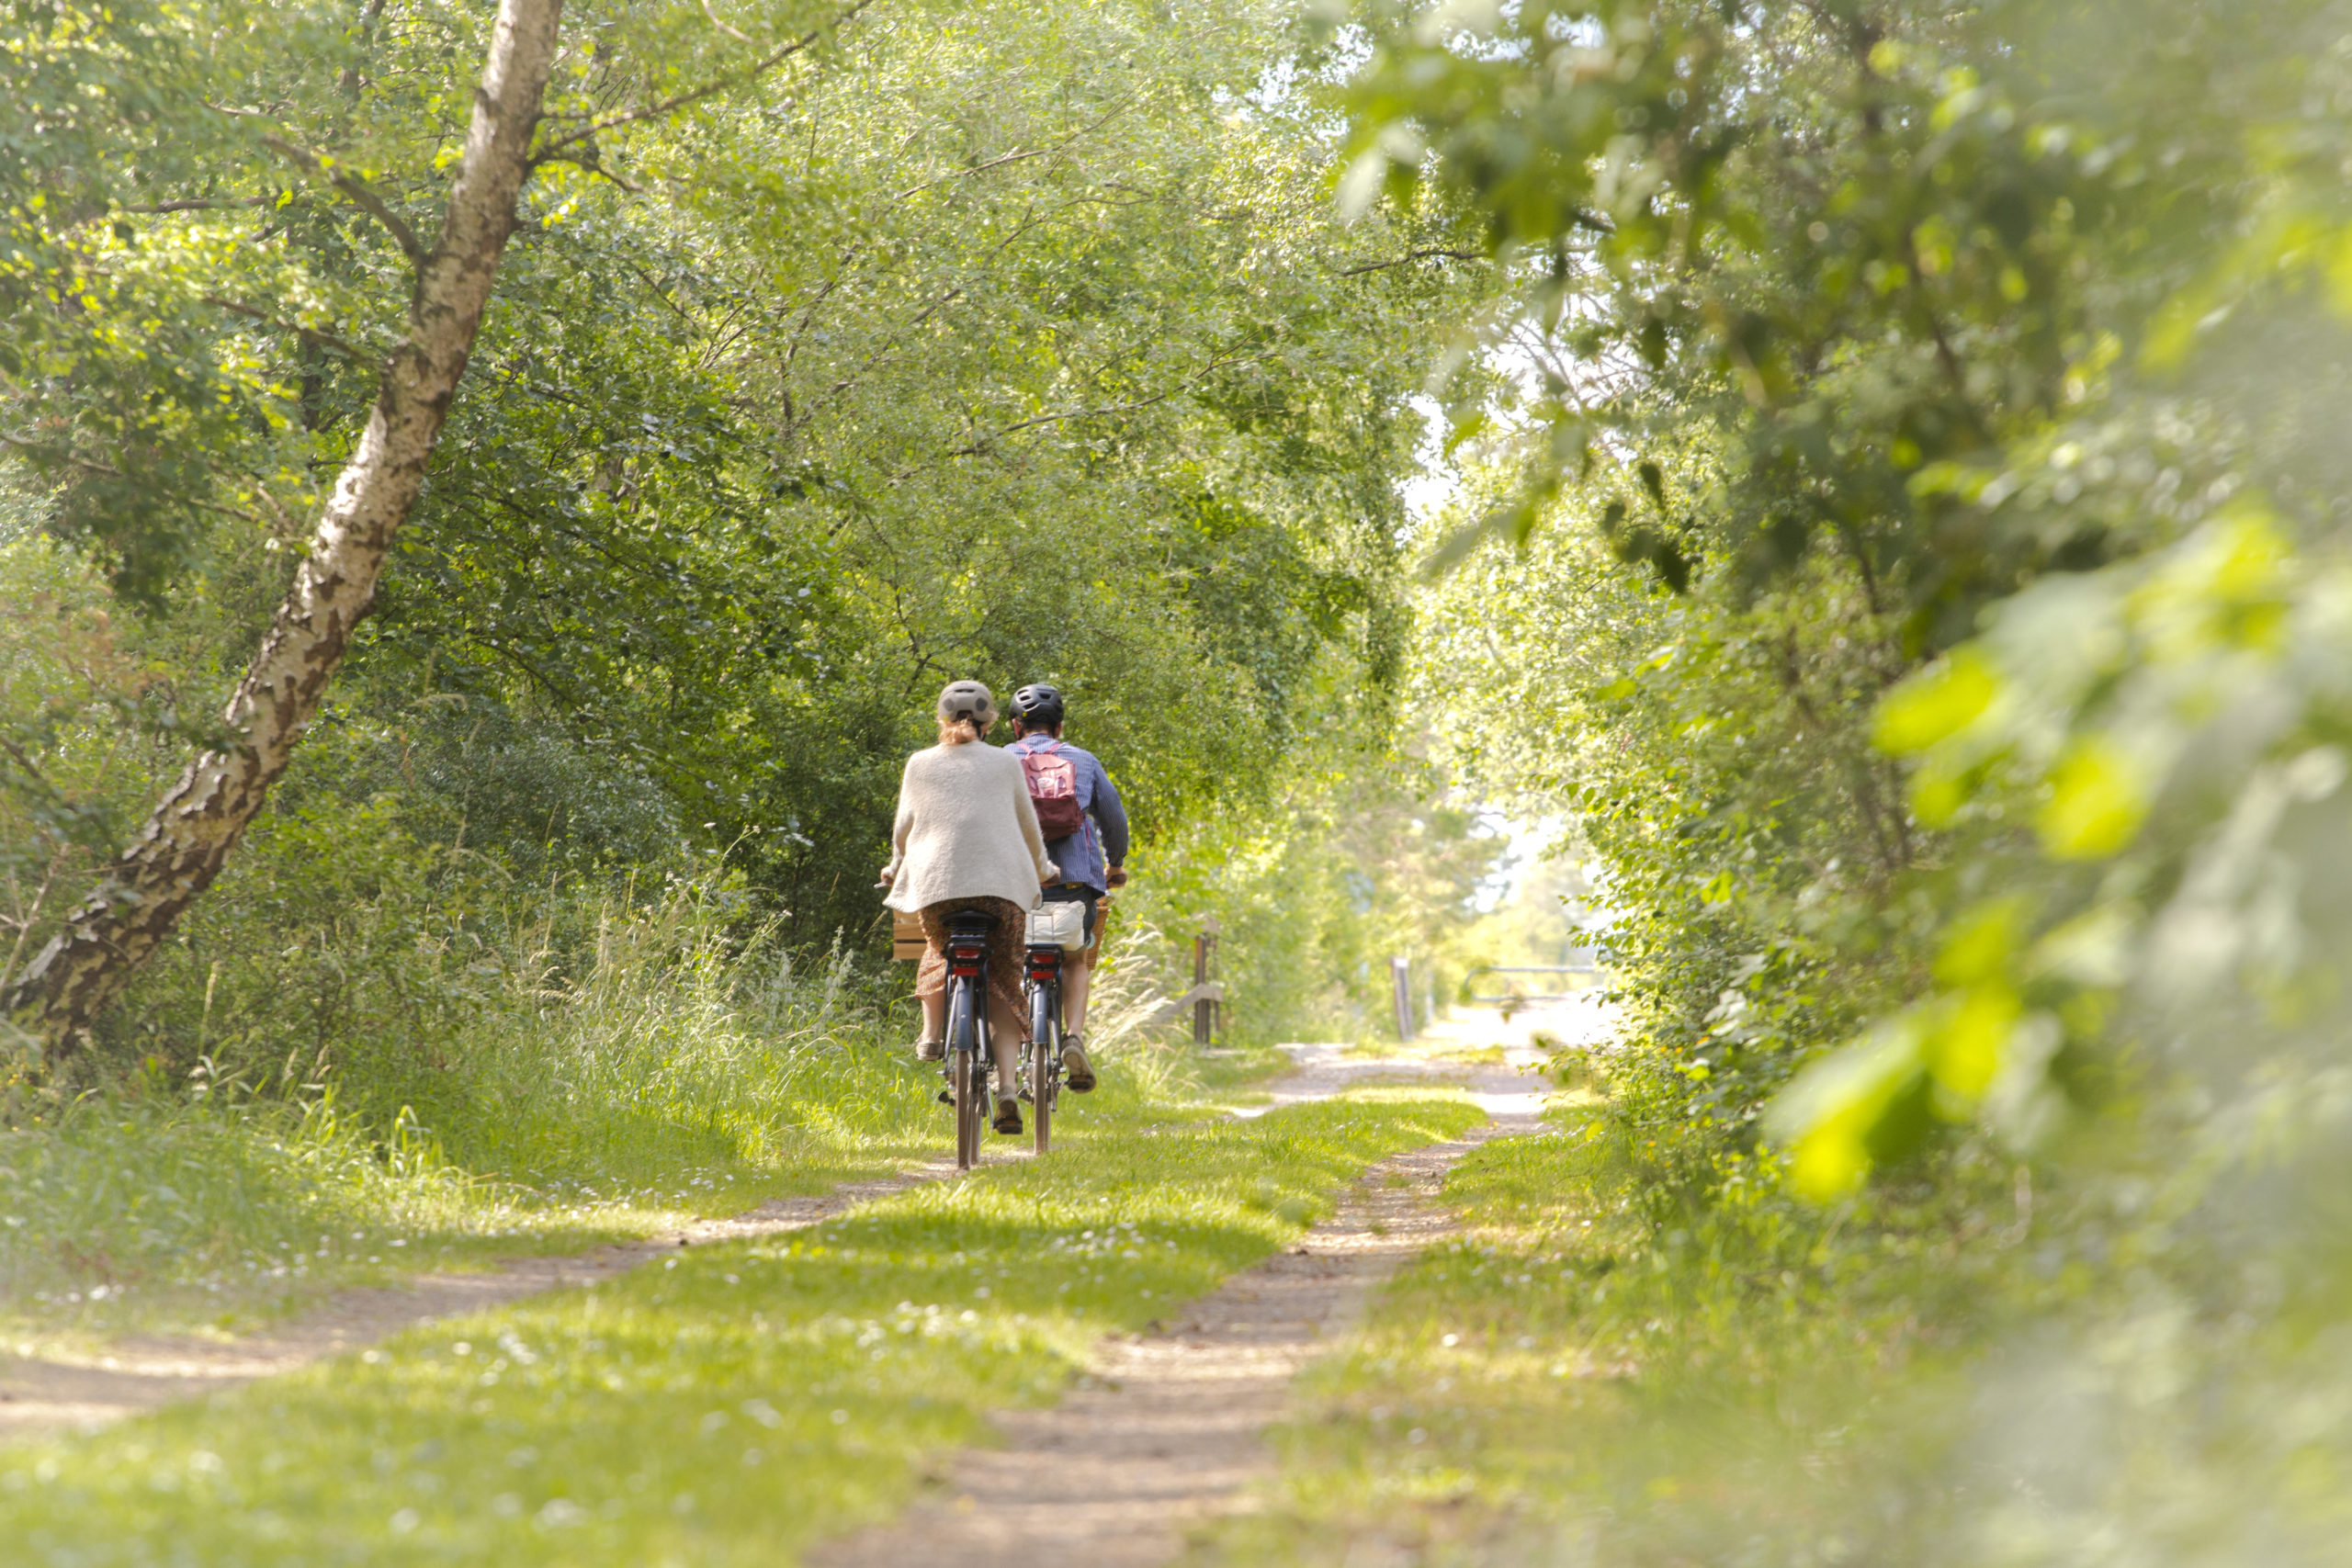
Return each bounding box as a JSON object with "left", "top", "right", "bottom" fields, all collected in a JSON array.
[{"left": 890, "top": 908, "right": 926, "bottom": 962}]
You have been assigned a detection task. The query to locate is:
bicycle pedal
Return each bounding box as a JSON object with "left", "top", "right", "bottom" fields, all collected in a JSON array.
[{"left": 935, "top": 1089, "right": 953, "bottom": 1105}]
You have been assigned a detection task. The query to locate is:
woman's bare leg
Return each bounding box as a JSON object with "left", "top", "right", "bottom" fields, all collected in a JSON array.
[{"left": 921, "top": 990, "right": 947, "bottom": 1042}]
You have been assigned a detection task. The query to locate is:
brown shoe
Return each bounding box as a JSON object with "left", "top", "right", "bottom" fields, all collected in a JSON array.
[
  {"left": 992, "top": 1091, "right": 1023, "bottom": 1135},
  {"left": 1062, "top": 1036, "right": 1096, "bottom": 1093},
  {"left": 914, "top": 1038, "right": 945, "bottom": 1063}
]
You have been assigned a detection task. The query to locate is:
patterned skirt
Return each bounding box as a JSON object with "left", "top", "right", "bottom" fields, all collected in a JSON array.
[{"left": 912, "top": 896, "right": 1030, "bottom": 1029}]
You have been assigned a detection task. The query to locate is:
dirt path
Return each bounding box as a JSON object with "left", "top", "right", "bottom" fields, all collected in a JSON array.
[
  {"left": 0, "top": 1158, "right": 957, "bottom": 1442},
  {"left": 811, "top": 1042, "right": 1552, "bottom": 1568}
]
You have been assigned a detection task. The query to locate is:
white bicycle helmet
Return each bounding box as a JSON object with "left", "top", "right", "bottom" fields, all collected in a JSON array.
[{"left": 937, "top": 680, "right": 997, "bottom": 729}]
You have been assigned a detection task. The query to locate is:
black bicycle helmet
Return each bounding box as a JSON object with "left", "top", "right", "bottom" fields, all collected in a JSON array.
[{"left": 1011, "top": 682, "right": 1066, "bottom": 728}]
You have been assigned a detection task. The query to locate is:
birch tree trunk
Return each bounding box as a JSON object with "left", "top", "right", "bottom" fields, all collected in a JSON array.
[{"left": 3, "top": 0, "right": 566, "bottom": 1066}]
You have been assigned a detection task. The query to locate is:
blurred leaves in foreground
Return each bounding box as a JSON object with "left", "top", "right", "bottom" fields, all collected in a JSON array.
[{"left": 1377, "top": 0, "right": 2352, "bottom": 1560}]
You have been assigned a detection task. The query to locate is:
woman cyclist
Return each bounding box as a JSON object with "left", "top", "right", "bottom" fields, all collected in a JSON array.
[{"left": 878, "top": 680, "right": 1057, "bottom": 1135}]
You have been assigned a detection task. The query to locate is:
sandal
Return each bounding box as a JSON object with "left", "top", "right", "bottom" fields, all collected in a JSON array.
[{"left": 1061, "top": 1035, "right": 1096, "bottom": 1093}]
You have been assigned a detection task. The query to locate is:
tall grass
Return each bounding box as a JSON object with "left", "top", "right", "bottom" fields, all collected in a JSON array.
[
  {"left": 1077, "top": 913, "right": 1287, "bottom": 1100},
  {"left": 0, "top": 857, "right": 1260, "bottom": 1340},
  {"left": 0, "top": 1091, "right": 523, "bottom": 1340},
  {"left": 346, "top": 888, "right": 931, "bottom": 1204},
  {"left": 1, "top": 874, "right": 941, "bottom": 1339}
]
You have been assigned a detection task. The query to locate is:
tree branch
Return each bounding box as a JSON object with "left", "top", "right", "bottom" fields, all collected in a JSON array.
[
  {"left": 536, "top": 149, "right": 645, "bottom": 194},
  {"left": 0, "top": 429, "right": 117, "bottom": 479},
  {"left": 0, "top": 734, "right": 57, "bottom": 794},
  {"left": 201, "top": 295, "right": 374, "bottom": 361},
  {"left": 1336, "top": 245, "right": 1486, "bottom": 276},
  {"left": 699, "top": 0, "right": 751, "bottom": 43},
  {"left": 944, "top": 351, "right": 1264, "bottom": 457},
  {"left": 120, "top": 197, "right": 271, "bottom": 215},
  {"left": 1902, "top": 226, "right": 1990, "bottom": 445},
  {"left": 894, "top": 146, "right": 1051, "bottom": 201},
  {"left": 260, "top": 134, "right": 426, "bottom": 261},
  {"left": 533, "top": 0, "right": 874, "bottom": 160},
  {"left": 0, "top": 849, "right": 69, "bottom": 1004},
  {"left": 339, "top": 0, "right": 390, "bottom": 95},
  {"left": 891, "top": 91, "right": 1153, "bottom": 205}
]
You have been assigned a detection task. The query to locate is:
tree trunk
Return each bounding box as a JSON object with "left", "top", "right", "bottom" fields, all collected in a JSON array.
[{"left": 3, "top": 0, "right": 566, "bottom": 1068}]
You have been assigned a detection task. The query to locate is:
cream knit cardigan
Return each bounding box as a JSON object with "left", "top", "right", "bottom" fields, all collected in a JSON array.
[{"left": 882, "top": 741, "right": 1057, "bottom": 912}]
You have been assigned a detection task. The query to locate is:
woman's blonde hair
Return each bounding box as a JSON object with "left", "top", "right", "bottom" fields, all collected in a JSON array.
[{"left": 937, "top": 714, "right": 982, "bottom": 746}]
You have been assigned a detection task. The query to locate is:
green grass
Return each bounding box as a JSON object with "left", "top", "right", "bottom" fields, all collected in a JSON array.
[
  {"left": 1192, "top": 1100, "right": 1984, "bottom": 1568},
  {"left": 0, "top": 1087, "right": 1483, "bottom": 1565},
  {"left": 0, "top": 873, "right": 1305, "bottom": 1350},
  {"left": 0, "top": 852, "right": 994, "bottom": 1348},
  {"left": 0, "top": 1033, "right": 943, "bottom": 1348}
]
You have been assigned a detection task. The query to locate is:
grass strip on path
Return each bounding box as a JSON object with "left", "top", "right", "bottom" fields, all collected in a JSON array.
[{"left": 2, "top": 1079, "right": 1481, "bottom": 1567}]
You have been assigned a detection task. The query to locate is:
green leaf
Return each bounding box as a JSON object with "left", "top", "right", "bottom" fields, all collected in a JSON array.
[
  {"left": 1768, "top": 1024, "right": 1928, "bottom": 1201},
  {"left": 1872, "top": 649, "right": 1999, "bottom": 755},
  {"left": 2035, "top": 737, "right": 2150, "bottom": 861}
]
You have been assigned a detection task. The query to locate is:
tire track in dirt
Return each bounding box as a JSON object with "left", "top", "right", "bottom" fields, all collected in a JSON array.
[
  {"left": 0, "top": 1158, "right": 959, "bottom": 1442},
  {"left": 810, "top": 1048, "right": 1549, "bottom": 1568}
]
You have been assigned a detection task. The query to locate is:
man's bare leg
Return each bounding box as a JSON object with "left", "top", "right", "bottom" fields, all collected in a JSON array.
[{"left": 1057, "top": 942, "right": 1101, "bottom": 1092}]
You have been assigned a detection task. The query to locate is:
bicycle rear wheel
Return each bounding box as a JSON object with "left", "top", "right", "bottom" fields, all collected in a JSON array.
[
  {"left": 949, "top": 976, "right": 982, "bottom": 1169},
  {"left": 953, "top": 1050, "right": 979, "bottom": 1168}
]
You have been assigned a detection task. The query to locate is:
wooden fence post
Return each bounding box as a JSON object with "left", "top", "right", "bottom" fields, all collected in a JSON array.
[{"left": 1193, "top": 918, "right": 1220, "bottom": 1044}]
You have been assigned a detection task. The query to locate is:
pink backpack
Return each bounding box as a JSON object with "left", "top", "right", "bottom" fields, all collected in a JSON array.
[{"left": 1021, "top": 742, "right": 1085, "bottom": 838}]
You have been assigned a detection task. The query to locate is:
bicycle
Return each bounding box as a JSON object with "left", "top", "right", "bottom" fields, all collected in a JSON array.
[
  {"left": 1022, "top": 890, "right": 1114, "bottom": 1153},
  {"left": 941, "top": 909, "right": 1002, "bottom": 1170}
]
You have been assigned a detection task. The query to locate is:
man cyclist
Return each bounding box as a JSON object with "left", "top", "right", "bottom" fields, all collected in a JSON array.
[{"left": 1007, "top": 683, "right": 1127, "bottom": 1094}]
